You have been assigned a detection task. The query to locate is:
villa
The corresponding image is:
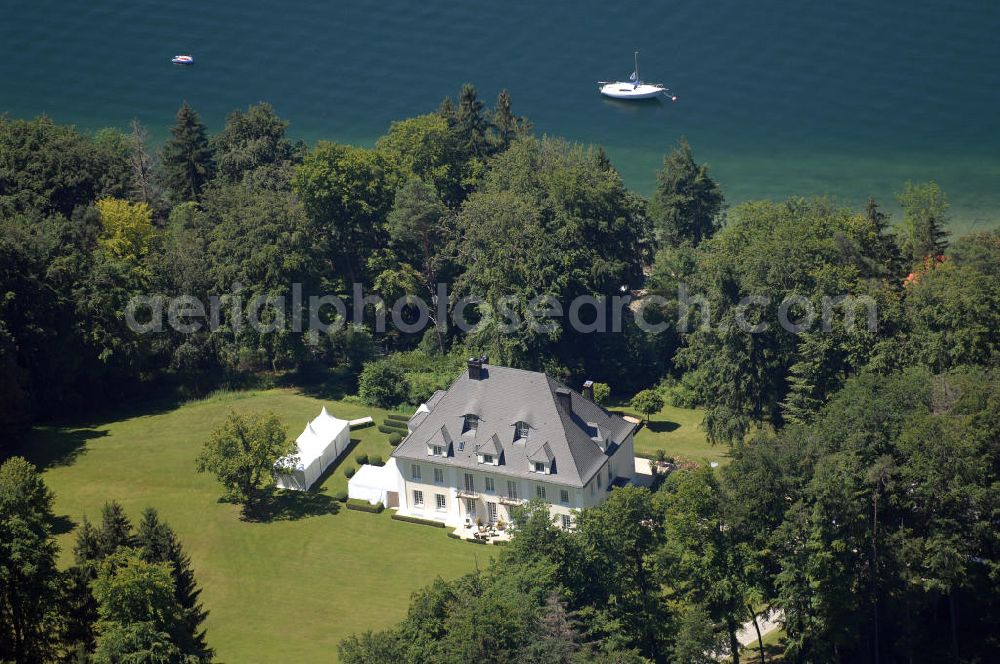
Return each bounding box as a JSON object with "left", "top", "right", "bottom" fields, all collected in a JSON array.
[{"left": 387, "top": 357, "right": 638, "bottom": 530}]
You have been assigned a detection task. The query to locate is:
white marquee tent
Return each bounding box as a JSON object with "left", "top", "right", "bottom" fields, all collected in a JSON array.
[
  {"left": 348, "top": 458, "right": 403, "bottom": 506},
  {"left": 275, "top": 407, "right": 350, "bottom": 491}
]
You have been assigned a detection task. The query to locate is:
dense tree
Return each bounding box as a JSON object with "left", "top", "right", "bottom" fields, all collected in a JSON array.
[
  {"left": 211, "top": 102, "right": 301, "bottom": 185},
  {"left": 357, "top": 359, "right": 411, "bottom": 408},
  {"left": 675, "top": 198, "right": 900, "bottom": 443},
  {"left": 91, "top": 549, "right": 200, "bottom": 663},
  {"left": 0, "top": 115, "right": 131, "bottom": 218},
  {"left": 650, "top": 139, "right": 724, "bottom": 246},
  {"left": 375, "top": 113, "right": 466, "bottom": 206},
  {"left": 160, "top": 102, "right": 215, "bottom": 202},
  {"left": 591, "top": 381, "right": 611, "bottom": 405},
  {"left": 292, "top": 141, "right": 399, "bottom": 284},
  {"left": 196, "top": 410, "right": 296, "bottom": 513},
  {"left": 456, "top": 137, "right": 647, "bottom": 378},
  {"left": 0, "top": 457, "right": 60, "bottom": 662},
  {"left": 896, "top": 181, "right": 949, "bottom": 264},
  {"left": 630, "top": 389, "right": 663, "bottom": 423}
]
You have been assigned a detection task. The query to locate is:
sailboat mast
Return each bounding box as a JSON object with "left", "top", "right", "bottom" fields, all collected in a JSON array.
[{"left": 634, "top": 50, "right": 640, "bottom": 82}]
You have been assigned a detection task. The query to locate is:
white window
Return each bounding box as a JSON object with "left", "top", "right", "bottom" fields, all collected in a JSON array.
[
  {"left": 435, "top": 494, "right": 447, "bottom": 511},
  {"left": 411, "top": 464, "right": 421, "bottom": 480},
  {"left": 413, "top": 490, "right": 424, "bottom": 507},
  {"left": 483, "top": 453, "right": 494, "bottom": 464},
  {"left": 515, "top": 421, "right": 530, "bottom": 440},
  {"left": 463, "top": 414, "right": 479, "bottom": 433},
  {"left": 431, "top": 445, "right": 444, "bottom": 457},
  {"left": 487, "top": 502, "right": 497, "bottom": 524},
  {"left": 464, "top": 473, "right": 475, "bottom": 491},
  {"left": 507, "top": 480, "right": 519, "bottom": 500},
  {"left": 434, "top": 468, "right": 444, "bottom": 484},
  {"left": 534, "top": 461, "right": 545, "bottom": 473},
  {"left": 536, "top": 485, "right": 546, "bottom": 499},
  {"left": 465, "top": 498, "right": 476, "bottom": 516},
  {"left": 561, "top": 514, "right": 572, "bottom": 529},
  {"left": 560, "top": 489, "right": 569, "bottom": 504},
  {"left": 485, "top": 477, "right": 495, "bottom": 492}
]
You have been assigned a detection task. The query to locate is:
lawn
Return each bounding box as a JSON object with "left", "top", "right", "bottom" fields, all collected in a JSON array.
[
  {"left": 611, "top": 400, "right": 730, "bottom": 466},
  {"left": 22, "top": 389, "right": 490, "bottom": 663}
]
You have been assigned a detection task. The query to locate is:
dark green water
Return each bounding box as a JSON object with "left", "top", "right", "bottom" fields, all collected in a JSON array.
[{"left": 3, "top": 0, "right": 998, "bottom": 231}]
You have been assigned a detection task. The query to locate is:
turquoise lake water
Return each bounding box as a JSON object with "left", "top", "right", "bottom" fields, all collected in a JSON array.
[{"left": 2, "top": 0, "right": 998, "bottom": 231}]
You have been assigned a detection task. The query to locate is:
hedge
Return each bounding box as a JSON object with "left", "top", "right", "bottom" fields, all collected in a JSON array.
[
  {"left": 346, "top": 499, "right": 384, "bottom": 513},
  {"left": 393, "top": 514, "right": 447, "bottom": 528},
  {"left": 388, "top": 433, "right": 402, "bottom": 446},
  {"left": 344, "top": 467, "right": 356, "bottom": 479},
  {"left": 382, "top": 420, "right": 408, "bottom": 430},
  {"left": 332, "top": 490, "right": 348, "bottom": 503},
  {"left": 386, "top": 413, "right": 409, "bottom": 422},
  {"left": 355, "top": 453, "right": 369, "bottom": 465},
  {"left": 369, "top": 455, "right": 384, "bottom": 466}
]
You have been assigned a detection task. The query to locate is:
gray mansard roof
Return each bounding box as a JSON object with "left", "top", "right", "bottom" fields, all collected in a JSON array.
[{"left": 392, "top": 364, "right": 636, "bottom": 487}]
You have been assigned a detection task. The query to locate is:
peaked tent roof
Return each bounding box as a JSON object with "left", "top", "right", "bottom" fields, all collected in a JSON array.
[{"left": 290, "top": 407, "right": 349, "bottom": 470}]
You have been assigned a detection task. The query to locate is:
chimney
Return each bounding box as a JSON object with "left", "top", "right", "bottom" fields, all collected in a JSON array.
[
  {"left": 582, "top": 380, "right": 594, "bottom": 401},
  {"left": 467, "top": 357, "right": 483, "bottom": 380},
  {"left": 555, "top": 387, "right": 572, "bottom": 414}
]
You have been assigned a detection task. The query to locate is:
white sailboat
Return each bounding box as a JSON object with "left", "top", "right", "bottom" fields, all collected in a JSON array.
[{"left": 599, "top": 51, "right": 676, "bottom": 101}]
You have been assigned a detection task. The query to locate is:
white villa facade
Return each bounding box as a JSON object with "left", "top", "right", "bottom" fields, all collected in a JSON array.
[{"left": 387, "top": 358, "right": 637, "bottom": 530}]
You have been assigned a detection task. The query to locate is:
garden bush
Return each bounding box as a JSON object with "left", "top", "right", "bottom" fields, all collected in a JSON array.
[
  {"left": 344, "top": 466, "right": 356, "bottom": 479},
  {"left": 346, "top": 499, "right": 383, "bottom": 513},
  {"left": 389, "top": 433, "right": 402, "bottom": 446},
  {"left": 355, "top": 453, "right": 369, "bottom": 465},
  {"left": 332, "top": 490, "right": 348, "bottom": 503},
  {"left": 369, "top": 455, "right": 384, "bottom": 466},
  {"left": 386, "top": 413, "right": 409, "bottom": 422},
  {"left": 393, "top": 514, "right": 446, "bottom": 528}
]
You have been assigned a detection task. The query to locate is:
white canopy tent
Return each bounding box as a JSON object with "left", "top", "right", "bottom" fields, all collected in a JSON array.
[
  {"left": 275, "top": 407, "right": 350, "bottom": 491},
  {"left": 348, "top": 458, "right": 402, "bottom": 506}
]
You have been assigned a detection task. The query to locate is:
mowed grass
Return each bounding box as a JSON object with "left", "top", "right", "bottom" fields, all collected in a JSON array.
[
  {"left": 612, "top": 400, "right": 730, "bottom": 466},
  {"left": 23, "top": 389, "right": 489, "bottom": 663}
]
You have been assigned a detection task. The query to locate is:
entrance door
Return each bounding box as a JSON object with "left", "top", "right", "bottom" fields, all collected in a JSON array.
[
  {"left": 486, "top": 502, "right": 497, "bottom": 524},
  {"left": 465, "top": 498, "right": 476, "bottom": 518}
]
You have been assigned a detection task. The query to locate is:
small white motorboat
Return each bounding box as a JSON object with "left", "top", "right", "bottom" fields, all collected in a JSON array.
[
  {"left": 599, "top": 51, "right": 676, "bottom": 101},
  {"left": 171, "top": 55, "right": 194, "bottom": 65}
]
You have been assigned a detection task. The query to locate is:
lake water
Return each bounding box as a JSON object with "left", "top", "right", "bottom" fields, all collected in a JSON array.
[{"left": 2, "top": 0, "right": 998, "bottom": 232}]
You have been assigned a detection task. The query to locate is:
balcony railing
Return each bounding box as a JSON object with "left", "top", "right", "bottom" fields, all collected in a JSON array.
[
  {"left": 498, "top": 495, "right": 526, "bottom": 506},
  {"left": 456, "top": 487, "right": 479, "bottom": 499}
]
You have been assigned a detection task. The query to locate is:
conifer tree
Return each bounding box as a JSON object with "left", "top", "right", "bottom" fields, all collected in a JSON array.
[
  {"left": 457, "top": 84, "right": 490, "bottom": 159},
  {"left": 137, "top": 508, "right": 212, "bottom": 660},
  {"left": 896, "top": 181, "right": 950, "bottom": 264},
  {"left": 650, "top": 138, "right": 724, "bottom": 246},
  {"left": 161, "top": 102, "right": 215, "bottom": 201},
  {"left": 490, "top": 89, "right": 531, "bottom": 151}
]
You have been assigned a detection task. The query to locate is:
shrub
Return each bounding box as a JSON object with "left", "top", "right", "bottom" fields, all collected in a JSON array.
[
  {"left": 355, "top": 453, "right": 369, "bottom": 465},
  {"left": 591, "top": 382, "right": 611, "bottom": 405},
  {"left": 378, "top": 423, "right": 406, "bottom": 434},
  {"left": 344, "top": 466, "right": 356, "bottom": 479},
  {"left": 332, "top": 490, "right": 348, "bottom": 503},
  {"left": 386, "top": 413, "right": 409, "bottom": 422},
  {"left": 393, "top": 514, "right": 446, "bottom": 528},
  {"left": 369, "top": 455, "right": 384, "bottom": 466},
  {"left": 382, "top": 420, "right": 408, "bottom": 431},
  {"left": 389, "top": 433, "right": 402, "bottom": 446},
  {"left": 346, "top": 499, "right": 383, "bottom": 513},
  {"left": 358, "top": 360, "right": 410, "bottom": 408}
]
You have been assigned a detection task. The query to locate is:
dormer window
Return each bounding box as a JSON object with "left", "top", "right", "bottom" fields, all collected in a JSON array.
[
  {"left": 514, "top": 421, "right": 530, "bottom": 442},
  {"left": 463, "top": 414, "right": 479, "bottom": 433},
  {"left": 534, "top": 461, "right": 545, "bottom": 473},
  {"left": 483, "top": 453, "right": 494, "bottom": 464},
  {"left": 431, "top": 445, "right": 444, "bottom": 457}
]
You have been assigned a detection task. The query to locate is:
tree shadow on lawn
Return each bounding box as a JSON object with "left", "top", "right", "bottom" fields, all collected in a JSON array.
[
  {"left": 646, "top": 420, "right": 681, "bottom": 434},
  {"left": 11, "top": 425, "right": 109, "bottom": 471},
  {"left": 279, "top": 366, "right": 356, "bottom": 402},
  {"left": 243, "top": 488, "right": 342, "bottom": 523}
]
